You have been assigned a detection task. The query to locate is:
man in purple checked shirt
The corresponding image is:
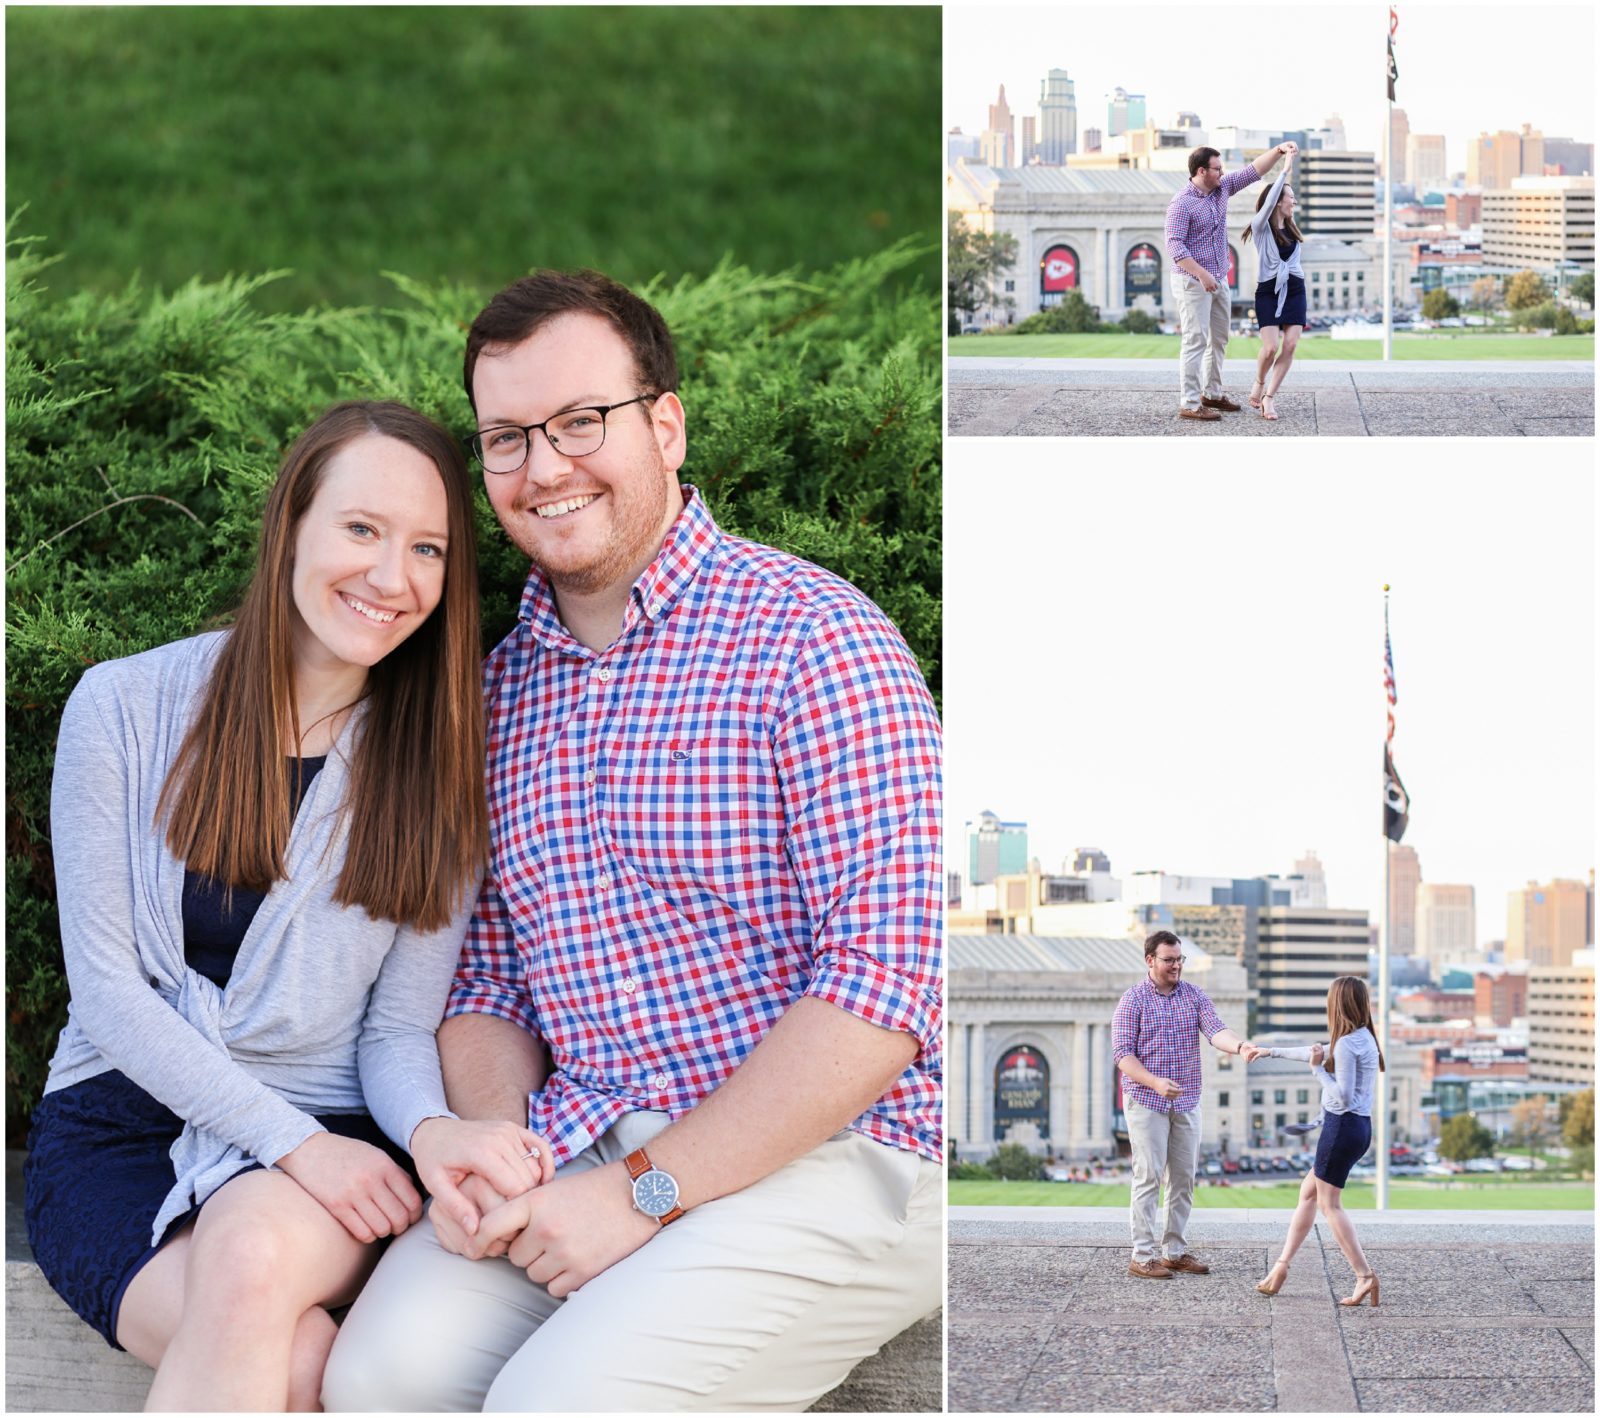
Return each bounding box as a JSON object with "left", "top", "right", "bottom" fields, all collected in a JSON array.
[
  {"left": 1165, "top": 141, "right": 1297, "bottom": 422},
  {"left": 1111, "top": 931, "right": 1263, "bottom": 1279}
]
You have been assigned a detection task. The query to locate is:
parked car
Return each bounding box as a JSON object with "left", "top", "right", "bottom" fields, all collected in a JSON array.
[
  {"left": 960, "top": 323, "right": 982, "bottom": 335},
  {"left": 1463, "top": 1157, "right": 1502, "bottom": 1173},
  {"left": 1221, "top": 1158, "right": 1240, "bottom": 1174},
  {"left": 1270, "top": 1156, "right": 1292, "bottom": 1173},
  {"left": 1202, "top": 1159, "right": 1223, "bottom": 1177},
  {"left": 1237, "top": 1155, "right": 1255, "bottom": 1173},
  {"left": 1425, "top": 1162, "right": 1460, "bottom": 1176}
]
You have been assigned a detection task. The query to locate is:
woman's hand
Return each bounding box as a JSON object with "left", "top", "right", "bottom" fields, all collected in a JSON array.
[
  {"left": 410, "top": 1117, "right": 552, "bottom": 1238},
  {"left": 277, "top": 1131, "right": 423, "bottom": 1243},
  {"left": 1309, "top": 1043, "right": 1324, "bottom": 1070}
]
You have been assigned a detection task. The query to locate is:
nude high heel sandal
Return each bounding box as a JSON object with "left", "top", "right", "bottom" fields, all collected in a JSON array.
[
  {"left": 1339, "top": 1272, "right": 1380, "bottom": 1307},
  {"left": 1256, "top": 1259, "right": 1290, "bottom": 1295}
]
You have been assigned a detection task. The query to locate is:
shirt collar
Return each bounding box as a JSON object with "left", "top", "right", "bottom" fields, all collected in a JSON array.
[{"left": 514, "top": 484, "right": 722, "bottom": 650}]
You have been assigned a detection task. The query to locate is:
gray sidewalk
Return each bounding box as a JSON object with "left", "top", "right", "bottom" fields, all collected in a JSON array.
[
  {"left": 948, "top": 358, "right": 1596, "bottom": 436},
  {"left": 949, "top": 1207, "right": 1595, "bottom": 1412}
]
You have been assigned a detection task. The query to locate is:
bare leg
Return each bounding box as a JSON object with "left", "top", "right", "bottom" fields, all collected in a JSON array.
[
  {"left": 131, "top": 1171, "right": 380, "bottom": 1411},
  {"left": 1266, "top": 327, "right": 1302, "bottom": 397},
  {"left": 1254, "top": 328, "right": 1280, "bottom": 402},
  {"left": 1277, "top": 1170, "right": 1320, "bottom": 1265},
  {"left": 1315, "top": 1178, "right": 1371, "bottom": 1284}
]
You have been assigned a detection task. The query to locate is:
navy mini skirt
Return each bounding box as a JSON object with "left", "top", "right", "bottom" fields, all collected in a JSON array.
[
  {"left": 24, "top": 1069, "right": 415, "bottom": 1349},
  {"left": 1255, "top": 276, "right": 1307, "bottom": 330},
  {"left": 1313, "top": 1108, "right": 1372, "bottom": 1188}
]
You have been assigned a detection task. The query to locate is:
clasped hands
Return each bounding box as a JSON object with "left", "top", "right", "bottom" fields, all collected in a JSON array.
[
  {"left": 1237, "top": 1041, "right": 1324, "bottom": 1070},
  {"left": 411, "top": 1117, "right": 658, "bottom": 1297}
]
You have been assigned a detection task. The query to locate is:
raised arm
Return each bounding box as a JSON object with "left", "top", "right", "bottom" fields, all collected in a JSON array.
[{"left": 1251, "top": 162, "right": 1290, "bottom": 238}]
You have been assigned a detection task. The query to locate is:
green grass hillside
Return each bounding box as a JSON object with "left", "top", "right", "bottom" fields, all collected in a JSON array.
[
  {"left": 949, "top": 1179, "right": 1595, "bottom": 1209},
  {"left": 949, "top": 333, "right": 1596, "bottom": 360}
]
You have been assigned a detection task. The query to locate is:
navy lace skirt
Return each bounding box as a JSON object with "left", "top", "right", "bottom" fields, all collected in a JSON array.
[
  {"left": 24, "top": 1069, "right": 414, "bottom": 1349},
  {"left": 1313, "top": 1108, "right": 1372, "bottom": 1188}
]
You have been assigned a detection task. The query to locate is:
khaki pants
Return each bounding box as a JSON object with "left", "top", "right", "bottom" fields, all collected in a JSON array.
[
  {"left": 1174, "top": 275, "right": 1231, "bottom": 409},
  {"left": 321, "top": 1111, "right": 942, "bottom": 1413},
  {"left": 1124, "top": 1099, "right": 1201, "bottom": 1263}
]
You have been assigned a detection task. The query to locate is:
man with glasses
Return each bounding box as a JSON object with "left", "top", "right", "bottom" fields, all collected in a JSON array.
[
  {"left": 1112, "top": 930, "right": 1262, "bottom": 1279},
  {"left": 324, "top": 271, "right": 942, "bottom": 1411},
  {"left": 1165, "top": 141, "right": 1296, "bottom": 422}
]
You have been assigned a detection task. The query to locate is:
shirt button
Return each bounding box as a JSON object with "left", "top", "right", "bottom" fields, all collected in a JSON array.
[
  {"left": 585, "top": 769, "right": 597, "bottom": 785},
  {"left": 653, "top": 1074, "right": 670, "bottom": 1090},
  {"left": 597, "top": 875, "right": 613, "bottom": 891},
  {"left": 622, "top": 978, "right": 637, "bottom": 994},
  {"left": 596, "top": 666, "right": 613, "bottom": 684}
]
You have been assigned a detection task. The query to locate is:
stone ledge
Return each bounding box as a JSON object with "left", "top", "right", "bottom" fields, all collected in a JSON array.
[{"left": 6, "top": 1154, "right": 939, "bottom": 1413}]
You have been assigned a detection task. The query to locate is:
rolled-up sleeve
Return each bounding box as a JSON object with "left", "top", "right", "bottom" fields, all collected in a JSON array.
[
  {"left": 1164, "top": 194, "right": 1194, "bottom": 265},
  {"left": 1194, "top": 987, "right": 1227, "bottom": 1043},
  {"left": 1222, "top": 164, "right": 1262, "bottom": 199},
  {"left": 1111, "top": 991, "right": 1138, "bottom": 1065},
  {"left": 445, "top": 873, "right": 539, "bottom": 1034},
  {"left": 777, "top": 603, "right": 942, "bottom": 1060}
]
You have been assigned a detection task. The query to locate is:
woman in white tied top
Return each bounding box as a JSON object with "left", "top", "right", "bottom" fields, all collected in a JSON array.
[
  {"left": 1242, "top": 153, "right": 1307, "bottom": 423},
  {"left": 1253, "top": 975, "right": 1384, "bottom": 1308}
]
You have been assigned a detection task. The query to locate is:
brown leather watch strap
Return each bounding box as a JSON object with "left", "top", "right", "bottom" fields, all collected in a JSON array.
[{"left": 624, "top": 1147, "right": 685, "bottom": 1225}]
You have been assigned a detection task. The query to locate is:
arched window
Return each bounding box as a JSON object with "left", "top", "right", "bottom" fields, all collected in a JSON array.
[
  {"left": 1125, "top": 243, "right": 1162, "bottom": 307},
  {"left": 1039, "top": 244, "right": 1079, "bottom": 307},
  {"left": 994, "top": 1045, "right": 1050, "bottom": 1141},
  {"left": 1226, "top": 244, "right": 1240, "bottom": 291}
]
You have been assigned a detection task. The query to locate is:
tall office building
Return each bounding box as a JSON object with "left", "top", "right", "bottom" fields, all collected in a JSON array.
[
  {"left": 1321, "top": 114, "right": 1348, "bottom": 150},
  {"left": 1082, "top": 126, "right": 1103, "bottom": 154},
  {"left": 967, "top": 810, "right": 1028, "bottom": 888},
  {"left": 1468, "top": 127, "right": 1545, "bottom": 189},
  {"left": 947, "top": 127, "right": 982, "bottom": 164},
  {"left": 1038, "top": 68, "right": 1077, "bottom": 163},
  {"left": 1407, "top": 133, "right": 1447, "bottom": 188},
  {"left": 1255, "top": 908, "right": 1373, "bottom": 1036},
  {"left": 1387, "top": 107, "right": 1410, "bottom": 183},
  {"left": 1415, "top": 884, "right": 1477, "bottom": 973},
  {"left": 1106, "top": 86, "right": 1145, "bottom": 138},
  {"left": 1542, "top": 137, "right": 1595, "bottom": 176},
  {"left": 1020, "top": 116, "right": 1038, "bottom": 165},
  {"left": 1297, "top": 150, "right": 1378, "bottom": 239},
  {"left": 1387, "top": 844, "right": 1421, "bottom": 953},
  {"left": 1506, "top": 878, "right": 1594, "bottom": 968},
  {"left": 1526, "top": 949, "right": 1594, "bottom": 1085},
  {"left": 1481, "top": 178, "right": 1596, "bottom": 274},
  {"left": 982, "top": 85, "right": 1015, "bottom": 169},
  {"left": 1293, "top": 851, "right": 1329, "bottom": 909}
]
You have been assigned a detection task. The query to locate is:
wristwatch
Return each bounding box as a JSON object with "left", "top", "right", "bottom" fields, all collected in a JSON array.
[{"left": 625, "top": 1147, "right": 684, "bottom": 1226}]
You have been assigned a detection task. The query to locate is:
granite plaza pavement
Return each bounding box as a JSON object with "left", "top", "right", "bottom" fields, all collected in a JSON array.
[
  {"left": 949, "top": 1205, "right": 1595, "bottom": 1413},
  {"left": 948, "top": 359, "right": 1596, "bottom": 437}
]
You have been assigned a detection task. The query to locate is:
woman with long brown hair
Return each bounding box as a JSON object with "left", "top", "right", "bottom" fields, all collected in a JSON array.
[
  {"left": 24, "top": 402, "right": 552, "bottom": 1410},
  {"left": 1243, "top": 151, "right": 1306, "bottom": 422},
  {"left": 1252, "top": 974, "right": 1384, "bottom": 1307}
]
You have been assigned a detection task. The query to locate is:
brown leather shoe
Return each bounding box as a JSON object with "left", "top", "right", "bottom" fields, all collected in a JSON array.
[
  {"left": 1164, "top": 1253, "right": 1211, "bottom": 1274},
  {"left": 1128, "top": 1258, "right": 1174, "bottom": 1279},
  {"left": 1178, "top": 406, "right": 1221, "bottom": 421},
  {"left": 1201, "top": 395, "right": 1241, "bottom": 412}
]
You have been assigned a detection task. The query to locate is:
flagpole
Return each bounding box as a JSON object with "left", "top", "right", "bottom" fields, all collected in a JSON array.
[
  {"left": 1383, "top": 7, "right": 1394, "bottom": 362},
  {"left": 1376, "top": 585, "right": 1392, "bottom": 1210}
]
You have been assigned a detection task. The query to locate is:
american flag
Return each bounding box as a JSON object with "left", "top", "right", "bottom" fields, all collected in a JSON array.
[{"left": 1383, "top": 606, "right": 1397, "bottom": 741}]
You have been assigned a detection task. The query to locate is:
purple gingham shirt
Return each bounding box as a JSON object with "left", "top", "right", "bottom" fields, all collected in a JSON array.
[
  {"left": 447, "top": 488, "right": 943, "bottom": 1165},
  {"left": 1164, "top": 165, "right": 1261, "bottom": 285},
  {"left": 1111, "top": 977, "right": 1228, "bottom": 1114}
]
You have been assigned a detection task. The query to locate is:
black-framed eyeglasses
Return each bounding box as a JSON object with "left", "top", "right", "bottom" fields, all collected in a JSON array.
[{"left": 469, "top": 393, "right": 658, "bottom": 474}]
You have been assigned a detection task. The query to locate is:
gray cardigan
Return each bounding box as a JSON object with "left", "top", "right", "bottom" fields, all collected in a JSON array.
[
  {"left": 45, "top": 632, "right": 470, "bottom": 1244},
  {"left": 1250, "top": 163, "right": 1305, "bottom": 320}
]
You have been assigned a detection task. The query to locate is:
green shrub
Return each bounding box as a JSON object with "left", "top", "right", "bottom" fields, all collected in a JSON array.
[
  {"left": 4, "top": 228, "right": 942, "bottom": 1142},
  {"left": 1512, "top": 301, "right": 1560, "bottom": 330},
  {"left": 988, "top": 1142, "right": 1045, "bottom": 1181},
  {"left": 1119, "top": 308, "right": 1162, "bottom": 334},
  {"left": 1013, "top": 292, "right": 1106, "bottom": 335},
  {"left": 1438, "top": 1113, "right": 1495, "bottom": 1163},
  {"left": 949, "top": 1161, "right": 994, "bottom": 1181},
  {"left": 1421, "top": 288, "right": 1460, "bottom": 320}
]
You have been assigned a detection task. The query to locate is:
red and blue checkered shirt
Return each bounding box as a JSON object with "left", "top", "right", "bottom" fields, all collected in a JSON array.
[
  {"left": 446, "top": 488, "right": 943, "bottom": 1164},
  {"left": 1111, "top": 977, "right": 1229, "bottom": 1114},
  {"left": 1164, "top": 165, "right": 1261, "bottom": 285}
]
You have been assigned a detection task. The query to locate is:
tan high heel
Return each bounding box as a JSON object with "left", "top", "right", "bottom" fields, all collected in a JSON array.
[
  {"left": 1339, "top": 1272, "right": 1380, "bottom": 1307},
  {"left": 1256, "top": 1259, "right": 1290, "bottom": 1295}
]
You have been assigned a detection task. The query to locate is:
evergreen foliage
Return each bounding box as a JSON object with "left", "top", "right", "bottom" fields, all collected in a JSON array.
[
  {"left": 988, "top": 1142, "right": 1046, "bottom": 1181},
  {"left": 1438, "top": 1113, "right": 1495, "bottom": 1163},
  {"left": 4, "top": 228, "right": 942, "bottom": 1140},
  {"left": 1012, "top": 293, "right": 1106, "bottom": 335}
]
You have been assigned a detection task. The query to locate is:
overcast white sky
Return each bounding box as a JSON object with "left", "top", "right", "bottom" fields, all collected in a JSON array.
[
  {"left": 943, "top": 454, "right": 1595, "bottom": 947},
  {"left": 946, "top": 0, "right": 1596, "bottom": 167}
]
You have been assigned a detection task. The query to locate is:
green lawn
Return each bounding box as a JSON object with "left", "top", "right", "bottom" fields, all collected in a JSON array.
[
  {"left": 4, "top": 7, "right": 939, "bottom": 311},
  {"left": 949, "top": 1179, "right": 1595, "bottom": 1209},
  {"left": 949, "top": 333, "right": 1596, "bottom": 361}
]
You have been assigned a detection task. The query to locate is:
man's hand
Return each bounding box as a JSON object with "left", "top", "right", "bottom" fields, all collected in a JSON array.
[
  {"left": 1239, "top": 1043, "right": 1264, "bottom": 1063},
  {"left": 1151, "top": 1077, "right": 1183, "bottom": 1101},
  {"left": 492, "top": 1161, "right": 659, "bottom": 1298},
  {"left": 432, "top": 1173, "right": 513, "bottom": 1258},
  {"left": 1309, "top": 1043, "right": 1325, "bottom": 1069},
  {"left": 1279, "top": 141, "right": 1299, "bottom": 158},
  {"left": 1199, "top": 271, "right": 1219, "bottom": 293},
  {"left": 277, "top": 1131, "right": 423, "bottom": 1243},
  {"left": 410, "top": 1116, "right": 550, "bottom": 1237}
]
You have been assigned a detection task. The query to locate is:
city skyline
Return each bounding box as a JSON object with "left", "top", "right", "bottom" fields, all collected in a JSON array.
[
  {"left": 946, "top": 1, "right": 1595, "bottom": 172},
  {"left": 943, "top": 459, "right": 1595, "bottom": 949}
]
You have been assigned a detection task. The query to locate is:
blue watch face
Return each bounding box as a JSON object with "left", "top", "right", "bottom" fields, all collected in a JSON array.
[{"left": 633, "top": 1169, "right": 679, "bottom": 1217}]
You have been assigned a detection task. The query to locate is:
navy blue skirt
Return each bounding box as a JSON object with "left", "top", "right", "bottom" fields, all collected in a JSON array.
[
  {"left": 24, "top": 1070, "right": 415, "bottom": 1349},
  {"left": 1313, "top": 1108, "right": 1371, "bottom": 1188},
  {"left": 1255, "top": 276, "right": 1306, "bottom": 329}
]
